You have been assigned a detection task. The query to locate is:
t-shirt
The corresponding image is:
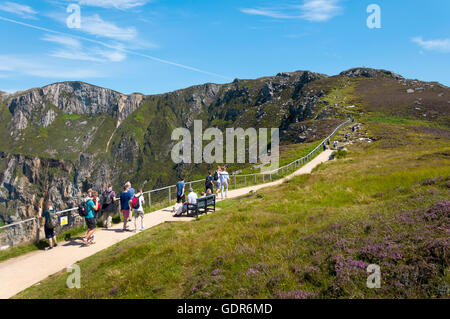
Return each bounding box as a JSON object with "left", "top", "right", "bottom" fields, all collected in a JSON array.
[
  {"left": 86, "top": 199, "right": 95, "bottom": 219},
  {"left": 220, "top": 171, "right": 230, "bottom": 184},
  {"left": 187, "top": 192, "right": 198, "bottom": 205},
  {"left": 120, "top": 191, "right": 132, "bottom": 210},
  {"left": 205, "top": 176, "right": 214, "bottom": 187},
  {"left": 176, "top": 181, "right": 185, "bottom": 196},
  {"left": 128, "top": 187, "right": 135, "bottom": 197},
  {"left": 132, "top": 194, "right": 145, "bottom": 212}
]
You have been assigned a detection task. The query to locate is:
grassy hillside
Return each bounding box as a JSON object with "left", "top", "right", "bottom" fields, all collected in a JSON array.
[{"left": 16, "top": 118, "right": 450, "bottom": 299}]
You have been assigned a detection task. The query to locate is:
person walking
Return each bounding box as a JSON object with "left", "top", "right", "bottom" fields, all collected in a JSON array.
[
  {"left": 173, "top": 177, "right": 186, "bottom": 213},
  {"left": 120, "top": 185, "right": 133, "bottom": 231},
  {"left": 41, "top": 202, "right": 58, "bottom": 250},
  {"left": 82, "top": 192, "right": 99, "bottom": 246},
  {"left": 101, "top": 184, "right": 116, "bottom": 229},
  {"left": 219, "top": 167, "right": 230, "bottom": 200},
  {"left": 205, "top": 172, "right": 214, "bottom": 194},
  {"left": 132, "top": 188, "right": 146, "bottom": 232},
  {"left": 214, "top": 166, "right": 222, "bottom": 196}
]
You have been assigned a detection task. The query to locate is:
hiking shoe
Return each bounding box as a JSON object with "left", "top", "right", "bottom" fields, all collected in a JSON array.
[
  {"left": 141, "top": 226, "right": 147, "bottom": 231},
  {"left": 54, "top": 243, "right": 58, "bottom": 247}
]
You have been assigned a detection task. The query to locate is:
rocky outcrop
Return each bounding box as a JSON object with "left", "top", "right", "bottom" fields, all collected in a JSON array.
[
  {"left": 6, "top": 82, "right": 144, "bottom": 131},
  {"left": 340, "top": 67, "right": 404, "bottom": 80}
]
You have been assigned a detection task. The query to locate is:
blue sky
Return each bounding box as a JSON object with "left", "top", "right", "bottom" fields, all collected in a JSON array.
[{"left": 0, "top": 0, "right": 449, "bottom": 94}]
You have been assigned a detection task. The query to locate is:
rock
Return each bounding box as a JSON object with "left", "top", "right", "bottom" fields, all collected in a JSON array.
[
  {"left": 6, "top": 82, "right": 144, "bottom": 131},
  {"left": 40, "top": 109, "right": 57, "bottom": 127},
  {"left": 406, "top": 89, "right": 414, "bottom": 94}
]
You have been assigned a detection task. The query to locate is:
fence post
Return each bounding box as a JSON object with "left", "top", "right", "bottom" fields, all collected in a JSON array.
[
  {"left": 148, "top": 192, "right": 151, "bottom": 209},
  {"left": 234, "top": 175, "right": 236, "bottom": 189},
  {"left": 263, "top": 174, "right": 265, "bottom": 182},
  {"left": 168, "top": 187, "right": 171, "bottom": 205},
  {"left": 255, "top": 174, "right": 257, "bottom": 184},
  {"left": 270, "top": 173, "right": 272, "bottom": 181},
  {"left": 244, "top": 176, "right": 247, "bottom": 185}
]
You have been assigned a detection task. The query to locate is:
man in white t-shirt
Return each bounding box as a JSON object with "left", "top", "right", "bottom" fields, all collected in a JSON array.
[
  {"left": 187, "top": 188, "right": 198, "bottom": 205},
  {"left": 219, "top": 167, "right": 230, "bottom": 199},
  {"left": 131, "top": 188, "right": 146, "bottom": 232}
]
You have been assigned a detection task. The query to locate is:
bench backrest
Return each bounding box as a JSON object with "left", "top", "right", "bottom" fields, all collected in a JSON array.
[{"left": 197, "top": 195, "right": 215, "bottom": 208}]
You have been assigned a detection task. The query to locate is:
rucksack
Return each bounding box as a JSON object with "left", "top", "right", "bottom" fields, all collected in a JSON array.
[
  {"left": 131, "top": 195, "right": 141, "bottom": 209},
  {"left": 214, "top": 171, "right": 219, "bottom": 181},
  {"left": 45, "top": 210, "right": 59, "bottom": 229},
  {"left": 103, "top": 190, "right": 113, "bottom": 205},
  {"left": 78, "top": 201, "right": 88, "bottom": 217}
]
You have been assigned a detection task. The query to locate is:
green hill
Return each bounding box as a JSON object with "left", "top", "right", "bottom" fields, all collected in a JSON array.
[{"left": 16, "top": 118, "right": 450, "bottom": 299}]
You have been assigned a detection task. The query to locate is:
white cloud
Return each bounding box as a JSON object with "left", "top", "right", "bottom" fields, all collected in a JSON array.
[
  {"left": 81, "top": 14, "right": 138, "bottom": 41},
  {"left": 0, "top": 1, "right": 37, "bottom": 19},
  {"left": 42, "top": 34, "right": 82, "bottom": 49},
  {"left": 240, "top": 8, "right": 292, "bottom": 19},
  {"left": 77, "top": 0, "right": 150, "bottom": 10},
  {"left": 412, "top": 37, "right": 450, "bottom": 53},
  {"left": 0, "top": 55, "right": 103, "bottom": 79},
  {"left": 299, "top": 0, "right": 342, "bottom": 22},
  {"left": 41, "top": 33, "right": 127, "bottom": 63},
  {"left": 240, "top": 0, "right": 342, "bottom": 22}
]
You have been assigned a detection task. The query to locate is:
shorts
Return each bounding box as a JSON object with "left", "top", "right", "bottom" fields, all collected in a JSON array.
[
  {"left": 44, "top": 226, "right": 55, "bottom": 239},
  {"left": 121, "top": 209, "right": 130, "bottom": 220},
  {"left": 176, "top": 194, "right": 185, "bottom": 203},
  {"left": 134, "top": 210, "right": 144, "bottom": 218},
  {"left": 85, "top": 218, "right": 97, "bottom": 230},
  {"left": 214, "top": 181, "right": 221, "bottom": 188}
]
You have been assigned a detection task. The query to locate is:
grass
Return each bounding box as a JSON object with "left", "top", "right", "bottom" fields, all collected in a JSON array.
[
  {"left": 364, "top": 113, "right": 448, "bottom": 129},
  {"left": 15, "top": 120, "right": 450, "bottom": 299}
]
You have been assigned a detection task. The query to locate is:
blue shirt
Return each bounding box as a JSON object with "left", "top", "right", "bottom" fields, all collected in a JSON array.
[
  {"left": 176, "top": 181, "right": 185, "bottom": 196},
  {"left": 86, "top": 200, "right": 95, "bottom": 219},
  {"left": 128, "top": 187, "right": 135, "bottom": 197},
  {"left": 120, "top": 191, "right": 132, "bottom": 210}
]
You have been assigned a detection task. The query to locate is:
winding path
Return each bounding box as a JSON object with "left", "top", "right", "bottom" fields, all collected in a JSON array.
[{"left": 0, "top": 150, "right": 333, "bottom": 299}]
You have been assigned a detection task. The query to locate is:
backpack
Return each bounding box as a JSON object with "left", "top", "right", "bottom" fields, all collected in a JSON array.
[
  {"left": 214, "top": 171, "right": 219, "bottom": 181},
  {"left": 131, "top": 195, "right": 141, "bottom": 209},
  {"left": 78, "top": 201, "right": 88, "bottom": 217},
  {"left": 103, "top": 190, "right": 113, "bottom": 205},
  {"left": 45, "top": 210, "right": 59, "bottom": 229}
]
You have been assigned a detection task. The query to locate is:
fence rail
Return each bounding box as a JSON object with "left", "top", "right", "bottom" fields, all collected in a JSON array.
[{"left": 0, "top": 118, "right": 351, "bottom": 232}]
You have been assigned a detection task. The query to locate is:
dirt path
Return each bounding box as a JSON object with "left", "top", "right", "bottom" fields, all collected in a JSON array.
[{"left": 0, "top": 150, "right": 333, "bottom": 299}]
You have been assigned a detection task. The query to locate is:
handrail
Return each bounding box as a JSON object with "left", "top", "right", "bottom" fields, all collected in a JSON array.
[{"left": 0, "top": 118, "right": 351, "bottom": 231}]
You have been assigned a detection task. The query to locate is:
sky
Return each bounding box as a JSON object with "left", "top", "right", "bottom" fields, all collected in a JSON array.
[{"left": 0, "top": 0, "right": 449, "bottom": 94}]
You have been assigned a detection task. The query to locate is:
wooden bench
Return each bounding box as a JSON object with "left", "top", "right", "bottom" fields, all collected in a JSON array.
[{"left": 187, "top": 195, "right": 216, "bottom": 217}]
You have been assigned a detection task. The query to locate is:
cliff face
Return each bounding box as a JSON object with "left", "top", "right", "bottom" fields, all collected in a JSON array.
[
  {"left": 7, "top": 82, "right": 144, "bottom": 134},
  {"left": 1, "top": 68, "right": 448, "bottom": 246}
]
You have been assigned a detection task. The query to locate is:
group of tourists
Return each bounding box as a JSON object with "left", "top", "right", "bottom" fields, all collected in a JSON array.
[
  {"left": 172, "top": 166, "right": 231, "bottom": 217},
  {"left": 41, "top": 167, "right": 233, "bottom": 248}
]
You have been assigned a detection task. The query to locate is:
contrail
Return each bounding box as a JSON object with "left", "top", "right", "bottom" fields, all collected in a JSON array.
[{"left": 0, "top": 15, "right": 232, "bottom": 81}]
